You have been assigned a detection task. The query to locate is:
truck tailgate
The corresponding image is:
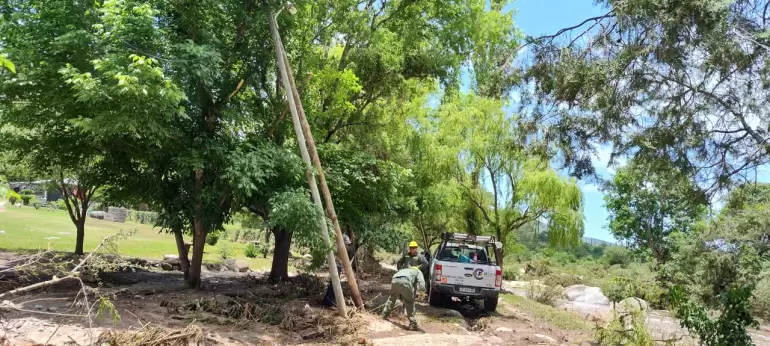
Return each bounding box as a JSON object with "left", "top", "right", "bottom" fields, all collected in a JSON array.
[{"left": 438, "top": 262, "right": 497, "bottom": 289}]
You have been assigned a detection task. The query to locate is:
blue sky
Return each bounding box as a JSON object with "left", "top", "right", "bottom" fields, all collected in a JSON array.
[{"left": 510, "top": 0, "right": 616, "bottom": 242}]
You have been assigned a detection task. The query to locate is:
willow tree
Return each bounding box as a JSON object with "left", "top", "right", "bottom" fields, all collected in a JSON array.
[{"left": 439, "top": 94, "right": 583, "bottom": 264}]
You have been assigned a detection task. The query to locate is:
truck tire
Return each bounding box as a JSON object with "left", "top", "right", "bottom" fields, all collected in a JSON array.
[
  {"left": 429, "top": 290, "right": 445, "bottom": 307},
  {"left": 484, "top": 297, "right": 499, "bottom": 312}
]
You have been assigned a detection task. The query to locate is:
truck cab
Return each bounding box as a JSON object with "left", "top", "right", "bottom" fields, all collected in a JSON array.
[{"left": 428, "top": 232, "right": 503, "bottom": 312}]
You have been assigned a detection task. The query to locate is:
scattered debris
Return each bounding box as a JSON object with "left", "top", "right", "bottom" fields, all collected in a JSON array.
[{"left": 97, "top": 323, "right": 208, "bottom": 346}]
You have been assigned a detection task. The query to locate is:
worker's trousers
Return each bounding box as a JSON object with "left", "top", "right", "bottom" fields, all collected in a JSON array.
[{"left": 381, "top": 277, "right": 417, "bottom": 326}]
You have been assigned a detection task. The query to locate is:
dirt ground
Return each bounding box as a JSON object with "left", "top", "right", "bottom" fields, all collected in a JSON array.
[{"left": 0, "top": 251, "right": 598, "bottom": 346}]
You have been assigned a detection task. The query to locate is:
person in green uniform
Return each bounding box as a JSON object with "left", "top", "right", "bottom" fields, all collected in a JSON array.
[
  {"left": 397, "top": 241, "right": 429, "bottom": 270},
  {"left": 381, "top": 266, "right": 426, "bottom": 330}
]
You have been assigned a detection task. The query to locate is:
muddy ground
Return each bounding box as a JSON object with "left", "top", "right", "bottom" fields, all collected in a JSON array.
[{"left": 0, "top": 252, "right": 597, "bottom": 346}]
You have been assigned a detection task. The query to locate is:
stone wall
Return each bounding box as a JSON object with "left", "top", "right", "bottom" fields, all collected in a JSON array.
[{"left": 104, "top": 207, "right": 127, "bottom": 223}]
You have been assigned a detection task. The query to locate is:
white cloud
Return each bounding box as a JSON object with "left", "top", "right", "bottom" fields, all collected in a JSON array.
[
  {"left": 594, "top": 146, "right": 612, "bottom": 168},
  {"left": 592, "top": 144, "right": 627, "bottom": 177},
  {"left": 581, "top": 183, "right": 601, "bottom": 194}
]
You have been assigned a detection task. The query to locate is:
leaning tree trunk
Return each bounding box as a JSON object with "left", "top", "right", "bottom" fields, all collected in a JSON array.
[
  {"left": 186, "top": 216, "right": 206, "bottom": 288},
  {"left": 269, "top": 228, "right": 292, "bottom": 281},
  {"left": 173, "top": 227, "right": 191, "bottom": 279}
]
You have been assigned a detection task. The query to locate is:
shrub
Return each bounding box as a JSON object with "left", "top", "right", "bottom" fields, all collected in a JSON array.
[
  {"left": 602, "top": 246, "right": 631, "bottom": 267},
  {"left": 218, "top": 242, "right": 233, "bottom": 260},
  {"left": 595, "top": 310, "right": 655, "bottom": 346},
  {"left": 640, "top": 282, "right": 668, "bottom": 310},
  {"left": 20, "top": 189, "right": 34, "bottom": 195},
  {"left": 525, "top": 259, "right": 553, "bottom": 277},
  {"left": 671, "top": 285, "right": 757, "bottom": 346},
  {"left": 241, "top": 229, "right": 259, "bottom": 242},
  {"left": 32, "top": 201, "right": 42, "bottom": 209},
  {"left": 128, "top": 210, "right": 158, "bottom": 224},
  {"left": 752, "top": 276, "right": 770, "bottom": 321},
  {"left": 544, "top": 273, "right": 584, "bottom": 287},
  {"left": 56, "top": 199, "right": 67, "bottom": 210},
  {"left": 603, "top": 277, "right": 668, "bottom": 309},
  {"left": 505, "top": 243, "right": 533, "bottom": 262},
  {"left": 205, "top": 232, "right": 221, "bottom": 246},
  {"left": 20, "top": 194, "right": 34, "bottom": 205},
  {"left": 502, "top": 267, "right": 518, "bottom": 281},
  {"left": 244, "top": 243, "right": 259, "bottom": 258},
  {"left": 231, "top": 229, "right": 241, "bottom": 242},
  {"left": 603, "top": 277, "right": 638, "bottom": 306},
  {"left": 7, "top": 190, "right": 20, "bottom": 205},
  {"left": 258, "top": 242, "right": 271, "bottom": 258},
  {"left": 544, "top": 249, "right": 577, "bottom": 265},
  {"left": 526, "top": 282, "right": 561, "bottom": 306}
]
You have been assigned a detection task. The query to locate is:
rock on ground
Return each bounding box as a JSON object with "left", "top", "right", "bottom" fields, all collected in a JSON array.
[
  {"left": 526, "top": 333, "right": 558, "bottom": 344},
  {"left": 563, "top": 285, "right": 609, "bottom": 305},
  {"left": 616, "top": 297, "right": 649, "bottom": 313}
]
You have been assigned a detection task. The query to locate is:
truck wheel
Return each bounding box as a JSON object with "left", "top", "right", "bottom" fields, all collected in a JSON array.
[
  {"left": 429, "top": 291, "right": 444, "bottom": 306},
  {"left": 484, "top": 297, "right": 499, "bottom": 312}
]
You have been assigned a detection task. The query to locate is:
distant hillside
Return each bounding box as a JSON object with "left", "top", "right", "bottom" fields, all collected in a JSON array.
[
  {"left": 582, "top": 236, "right": 614, "bottom": 246},
  {"left": 515, "top": 220, "right": 615, "bottom": 247}
]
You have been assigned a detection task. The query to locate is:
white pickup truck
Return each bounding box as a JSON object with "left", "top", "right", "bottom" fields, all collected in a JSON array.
[{"left": 428, "top": 232, "right": 503, "bottom": 312}]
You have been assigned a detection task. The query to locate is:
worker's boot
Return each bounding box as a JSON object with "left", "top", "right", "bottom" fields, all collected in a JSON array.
[{"left": 408, "top": 322, "right": 420, "bottom": 331}]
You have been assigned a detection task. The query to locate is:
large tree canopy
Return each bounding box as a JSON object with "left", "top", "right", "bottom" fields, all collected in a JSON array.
[
  {"left": 604, "top": 158, "right": 708, "bottom": 263},
  {"left": 521, "top": 0, "right": 770, "bottom": 194}
]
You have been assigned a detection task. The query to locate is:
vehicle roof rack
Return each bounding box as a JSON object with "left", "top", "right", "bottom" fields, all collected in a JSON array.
[{"left": 442, "top": 232, "right": 496, "bottom": 243}]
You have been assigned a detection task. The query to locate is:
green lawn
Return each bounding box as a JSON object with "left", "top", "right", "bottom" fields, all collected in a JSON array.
[{"left": 0, "top": 205, "right": 272, "bottom": 270}]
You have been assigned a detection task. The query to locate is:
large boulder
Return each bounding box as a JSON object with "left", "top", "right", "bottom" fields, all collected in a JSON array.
[
  {"left": 225, "top": 259, "right": 249, "bottom": 272},
  {"left": 563, "top": 285, "right": 588, "bottom": 301},
  {"left": 88, "top": 211, "right": 106, "bottom": 219},
  {"left": 235, "top": 260, "right": 249, "bottom": 272},
  {"left": 563, "top": 285, "right": 610, "bottom": 305},
  {"left": 616, "top": 297, "right": 649, "bottom": 313}
]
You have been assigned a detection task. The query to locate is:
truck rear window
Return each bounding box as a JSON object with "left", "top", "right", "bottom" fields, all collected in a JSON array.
[{"left": 437, "top": 244, "right": 491, "bottom": 264}]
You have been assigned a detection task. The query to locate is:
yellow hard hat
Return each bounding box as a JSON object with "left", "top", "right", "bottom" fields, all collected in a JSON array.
[{"left": 408, "top": 241, "right": 418, "bottom": 247}]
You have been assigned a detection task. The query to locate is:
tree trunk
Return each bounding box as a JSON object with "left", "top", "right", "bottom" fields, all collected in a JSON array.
[
  {"left": 173, "top": 227, "right": 190, "bottom": 279},
  {"left": 186, "top": 217, "right": 206, "bottom": 288},
  {"left": 263, "top": 228, "right": 271, "bottom": 259},
  {"left": 74, "top": 219, "right": 85, "bottom": 255},
  {"left": 270, "top": 229, "right": 292, "bottom": 281}
]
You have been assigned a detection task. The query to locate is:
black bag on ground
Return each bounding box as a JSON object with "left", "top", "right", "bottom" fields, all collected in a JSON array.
[{"left": 322, "top": 280, "right": 336, "bottom": 307}]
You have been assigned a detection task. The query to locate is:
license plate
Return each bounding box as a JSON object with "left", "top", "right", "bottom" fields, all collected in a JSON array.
[{"left": 458, "top": 287, "right": 475, "bottom": 293}]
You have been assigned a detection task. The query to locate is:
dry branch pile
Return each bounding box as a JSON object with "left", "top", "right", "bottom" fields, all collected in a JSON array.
[
  {"left": 181, "top": 273, "right": 365, "bottom": 343},
  {"left": 97, "top": 323, "right": 208, "bottom": 346}
]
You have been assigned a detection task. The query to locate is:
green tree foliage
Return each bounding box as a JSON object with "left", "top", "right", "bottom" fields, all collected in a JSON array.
[
  {"left": 2, "top": 0, "right": 523, "bottom": 287},
  {"left": 661, "top": 207, "right": 767, "bottom": 308},
  {"left": 723, "top": 183, "right": 770, "bottom": 216},
  {"left": 0, "top": 0, "right": 138, "bottom": 254},
  {"left": 0, "top": 56, "right": 13, "bottom": 73},
  {"left": 403, "top": 97, "right": 467, "bottom": 250},
  {"left": 521, "top": 0, "right": 770, "bottom": 190},
  {"left": 671, "top": 285, "right": 758, "bottom": 346},
  {"left": 320, "top": 144, "right": 411, "bottom": 253},
  {"left": 604, "top": 159, "right": 707, "bottom": 263},
  {"left": 602, "top": 246, "right": 632, "bottom": 267},
  {"left": 439, "top": 94, "right": 584, "bottom": 258}
]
